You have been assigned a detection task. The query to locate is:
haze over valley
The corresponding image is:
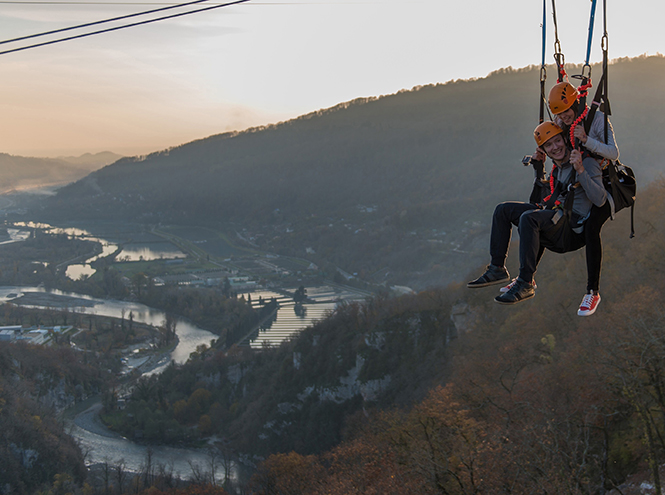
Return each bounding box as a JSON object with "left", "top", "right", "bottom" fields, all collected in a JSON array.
[{"left": 0, "top": 151, "right": 122, "bottom": 194}]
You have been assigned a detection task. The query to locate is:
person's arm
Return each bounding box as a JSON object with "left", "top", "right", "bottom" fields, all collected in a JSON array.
[
  {"left": 571, "top": 150, "right": 607, "bottom": 206},
  {"left": 531, "top": 150, "right": 546, "bottom": 182},
  {"left": 575, "top": 111, "right": 619, "bottom": 160},
  {"left": 528, "top": 148, "right": 548, "bottom": 204}
]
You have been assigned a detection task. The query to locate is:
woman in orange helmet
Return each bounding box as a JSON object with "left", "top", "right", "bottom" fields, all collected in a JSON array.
[
  {"left": 550, "top": 81, "right": 621, "bottom": 315},
  {"left": 548, "top": 81, "right": 619, "bottom": 161},
  {"left": 519, "top": 81, "right": 619, "bottom": 316}
]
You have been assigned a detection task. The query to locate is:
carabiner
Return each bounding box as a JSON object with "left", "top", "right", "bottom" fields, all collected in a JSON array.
[
  {"left": 582, "top": 63, "right": 592, "bottom": 80},
  {"left": 572, "top": 64, "right": 592, "bottom": 81}
]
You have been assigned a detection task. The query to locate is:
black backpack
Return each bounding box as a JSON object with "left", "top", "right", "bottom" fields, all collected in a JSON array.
[{"left": 601, "top": 159, "right": 636, "bottom": 237}]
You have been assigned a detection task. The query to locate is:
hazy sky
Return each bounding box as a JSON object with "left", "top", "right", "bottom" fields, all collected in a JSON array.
[{"left": 0, "top": 0, "right": 662, "bottom": 157}]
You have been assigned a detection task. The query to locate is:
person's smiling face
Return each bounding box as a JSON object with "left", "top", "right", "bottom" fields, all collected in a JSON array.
[
  {"left": 557, "top": 107, "right": 576, "bottom": 126},
  {"left": 542, "top": 134, "right": 570, "bottom": 163}
]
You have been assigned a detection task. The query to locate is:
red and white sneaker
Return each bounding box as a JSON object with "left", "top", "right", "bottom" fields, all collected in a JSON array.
[
  {"left": 500, "top": 278, "right": 536, "bottom": 293},
  {"left": 578, "top": 291, "right": 601, "bottom": 316}
]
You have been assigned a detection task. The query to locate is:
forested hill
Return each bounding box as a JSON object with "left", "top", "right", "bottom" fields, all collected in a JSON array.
[
  {"left": 42, "top": 55, "right": 665, "bottom": 288},
  {"left": 119, "top": 181, "right": 665, "bottom": 493}
]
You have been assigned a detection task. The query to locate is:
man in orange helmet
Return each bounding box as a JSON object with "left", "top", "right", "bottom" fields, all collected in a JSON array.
[{"left": 468, "top": 121, "right": 607, "bottom": 309}]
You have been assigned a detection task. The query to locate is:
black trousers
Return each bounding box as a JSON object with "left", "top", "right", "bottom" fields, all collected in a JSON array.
[
  {"left": 489, "top": 201, "right": 595, "bottom": 286},
  {"left": 584, "top": 201, "right": 612, "bottom": 292}
]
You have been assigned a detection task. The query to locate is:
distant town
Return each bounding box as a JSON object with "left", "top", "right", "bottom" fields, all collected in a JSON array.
[{"left": 0, "top": 324, "right": 71, "bottom": 345}]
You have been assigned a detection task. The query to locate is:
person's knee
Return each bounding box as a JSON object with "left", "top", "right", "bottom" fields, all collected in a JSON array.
[
  {"left": 519, "top": 210, "right": 538, "bottom": 229},
  {"left": 494, "top": 202, "right": 510, "bottom": 218}
]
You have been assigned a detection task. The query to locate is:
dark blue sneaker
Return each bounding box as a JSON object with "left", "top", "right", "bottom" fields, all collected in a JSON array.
[
  {"left": 467, "top": 265, "right": 510, "bottom": 288},
  {"left": 494, "top": 278, "right": 535, "bottom": 304}
]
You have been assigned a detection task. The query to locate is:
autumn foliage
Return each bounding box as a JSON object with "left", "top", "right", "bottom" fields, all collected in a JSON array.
[{"left": 250, "top": 182, "right": 665, "bottom": 493}]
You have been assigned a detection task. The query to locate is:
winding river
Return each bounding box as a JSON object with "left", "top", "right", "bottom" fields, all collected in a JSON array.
[
  {"left": 0, "top": 286, "right": 227, "bottom": 480},
  {"left": 1, "top": 223, "right": 368, "bottom": 482}
]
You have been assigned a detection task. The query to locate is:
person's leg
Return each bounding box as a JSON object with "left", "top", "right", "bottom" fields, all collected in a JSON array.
[
  {"left": 578, "top": 201, "right": 612, "bottom": 316},
  {"left": 469, "top": 202, "right": 537, "bottom": 288},
  {"left": 489, "top": 202, "right": 538, "bottom": 268},
  {"left": 516, "top": 208, "right": 558, "bottom": 284},
  {"left": 584, "top": 202, "right": 612, "bottom": 292},
  {"left": 494, "top": 208, "right": 554, "bottom": 304},
  {"left": 536, "top": 245, "right": 545, "bottom": 266},
  {"left": 498, "top": 239, "right": 545, "bottom": 294}
]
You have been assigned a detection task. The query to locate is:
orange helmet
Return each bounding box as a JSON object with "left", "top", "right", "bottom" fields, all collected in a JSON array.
[
  {"left": 548, "top": 81, "right": 579, "bottom": 114},
  {"left": 534, "top": 121, "right": 564, "bottom": 147}
]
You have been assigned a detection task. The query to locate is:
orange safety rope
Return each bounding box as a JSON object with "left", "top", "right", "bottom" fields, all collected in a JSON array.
[
  {"left": 558, "top": 66, "right": 569, "bottom": 83},
  {"left": 569, "top": 79, "right": 593, "bottom": 149},
  {"left": 543, "top": 164, "right": 559, "bottom": 206}
]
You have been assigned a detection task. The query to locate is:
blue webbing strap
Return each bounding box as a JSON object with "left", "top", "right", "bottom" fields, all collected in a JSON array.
[
  {"left": 585, "top": 0, "right": 598, "bottom": 65},
  {"left": 541, "top": 0, "right": 547, "bottom": 67}
]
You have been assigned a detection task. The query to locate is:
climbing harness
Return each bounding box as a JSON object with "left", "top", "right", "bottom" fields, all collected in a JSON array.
[{"left": 541, "top": 0, "right": 636, "bottom": 238}]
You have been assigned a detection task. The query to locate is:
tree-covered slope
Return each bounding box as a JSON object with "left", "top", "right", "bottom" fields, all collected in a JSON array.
[
  {"left": 48, "top": 56, "right": 664, "bottom": 222},
  {"left": 116, "top": 176, "right": 664, "bottom": 492},
  {"left": 0, "top": 342, "right": 105, "bottom": 494}
]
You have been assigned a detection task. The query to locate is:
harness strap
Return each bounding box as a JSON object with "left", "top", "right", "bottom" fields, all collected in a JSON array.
[
  {"left": 543, "top": 165, "right": 578, "bottom": 211},
  {"left": 601, "top": 0, "right": 610, "bottom": 143},
  {"left": 539, "top": 0, "right": 547, "bottom": 123},
  {"left": 557, "top": 174, "right": 579, "bottom": 228},
  {"left": 551, "top": 0, "right": 567, "bottom": 82},
  {"left": 570, "top": 0, "right": 597, "bottom": 147},
  {"left": 585, "top": 0, "right": 598, "bottom": 66},
  {"left": 584, "top": 71, "right": 606, "bottom": 136}
]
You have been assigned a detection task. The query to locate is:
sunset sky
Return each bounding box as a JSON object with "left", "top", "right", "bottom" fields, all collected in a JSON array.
[{"left": 0, "top": 0, "right": 662, "bottom": 157}]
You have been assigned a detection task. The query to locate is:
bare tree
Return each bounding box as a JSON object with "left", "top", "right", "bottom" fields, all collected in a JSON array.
[
  {"left": 154, "top": 461, "right": 177, "bottom": 490},
  {"left": 141, "top": 448, "right": 154, "bottom": 489},
  {"left": 115, "top": 459, "right": 127, "bottom": 495},
  {"left": 215, "top": 439, "right": 235, "bottom": 489},
  {"left": 100, "top": 459, "right": 111, "bottom": 495},
  {"left": 188, "top": 460, "right": 208, "bottom": 485}
]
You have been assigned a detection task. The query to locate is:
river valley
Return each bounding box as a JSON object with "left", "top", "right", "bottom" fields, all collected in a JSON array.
[
  {"left": 0, "top": 221, "right": 371, "bottom": 481},
  {"left": 3, "top": 282, "right": 368, "bottom": 481}
]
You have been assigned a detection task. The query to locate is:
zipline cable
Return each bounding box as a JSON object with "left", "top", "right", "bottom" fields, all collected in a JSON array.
[
  {"left": 1, "top": 0, "right": 218, "bottom": 46},
  {"left": 0, "top": 0, "right": 251, "bottom": 56},
  {"left": 0, "top": 0, "right": 183, "bottom": 2}
]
